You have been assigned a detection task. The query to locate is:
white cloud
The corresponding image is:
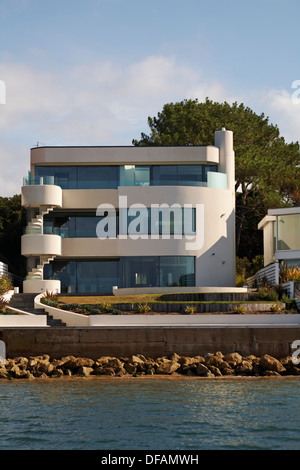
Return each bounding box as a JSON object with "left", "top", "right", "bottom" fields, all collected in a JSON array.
[
  {"left": 0, "top": 55, "right": 232, "bottom": 195},
  {"left": 260, "top": 87, "right": 300, "bottom": 143},
  {"left": 0, "top": 55, "right": 299, "bottom": 197}
]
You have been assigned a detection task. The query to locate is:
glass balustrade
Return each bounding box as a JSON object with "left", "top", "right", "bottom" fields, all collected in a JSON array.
[{"left": 23, "top": 164, "right": 219, "bottom": 189}]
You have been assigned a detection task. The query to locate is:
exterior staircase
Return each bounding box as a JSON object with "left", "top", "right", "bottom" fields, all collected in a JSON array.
[
  {"left": 9, "top": 293, "right": 66, "bottom": 327},
  {"left": 26, "top": 256, "right": 56, "bottom": 281},
  {"left": 24, "top": 205, "right": 57, "bottom": 281},
  {"left": 24, "top": 205, "right": 55, "bottom": 235}
]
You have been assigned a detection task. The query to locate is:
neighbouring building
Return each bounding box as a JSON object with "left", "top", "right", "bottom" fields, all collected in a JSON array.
[
  {"left": 21, "top": 128, "right": 236, "bottom": 294},
  {"left": 258, "top": 207, "right": 300, "bottom": 268}
]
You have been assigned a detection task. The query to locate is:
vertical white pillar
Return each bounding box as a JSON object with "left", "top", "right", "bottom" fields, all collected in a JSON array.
[
  {"left": 214, "top": 128, "right": 236, "bottom": 286},
  {"left": 214, "top": 127, "right": 235, "bottom": 199}
]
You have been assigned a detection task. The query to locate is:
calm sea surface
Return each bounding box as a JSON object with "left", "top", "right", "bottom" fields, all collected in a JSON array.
[{"left": 0, "top": 376, "right": 299, "bottom": 451}]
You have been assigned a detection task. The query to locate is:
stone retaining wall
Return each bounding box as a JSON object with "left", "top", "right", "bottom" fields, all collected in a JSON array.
[
  {"left": 1, "top": 326, "right": 300, "bottom": 359},
  {"left": 114, "top": 302, "right": 282, "bottom": 313}
]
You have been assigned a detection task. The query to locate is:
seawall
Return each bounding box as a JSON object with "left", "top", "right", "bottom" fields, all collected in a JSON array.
[{"left": 1, "top": 326, "right": 300, "bottom": 359}]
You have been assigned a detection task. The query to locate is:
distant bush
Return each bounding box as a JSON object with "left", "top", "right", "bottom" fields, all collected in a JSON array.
[
  {"left": 41, "top": 298, "right": 59, "bottom": 308},
  {"left": 270, "top": 303, "right": 282, "bottom": 313},
  {"left": 89, "top": 308, "right": 102, "bottom": 315},
  {"left": 59, "top": 302, "right": 121, "bottom": 315},
  {"left": 257, "top": 287, "right": 279, "bottom": 301},
  {"left": 105, "top": 308, "right": 122, "bottom": 315},
  {"left": 99, "top": 302, "right": 112, "bottom": 311},
  {"left": 0, "top": 297, "right": 8, "bottom": 313},
  {"left": 60, "top": 303, "right": 79, "bottom": 311},
  {"left": 184, "top": 305, "right": 197, "bottom": 314},
  {"left": 0, "top": 275, "right": 13, "bottom": 295},
  {"left": 233, "top": 305, "right": 246, "bottom": 314},
  {"left": 280, "top": 262, "right": 300, "bottom": 283},
  {"left": 135, "top": 303, "right": 151, "bottom": 313},
  {"left": 41, "top": 290, "right": 59, "bottom": 307}
]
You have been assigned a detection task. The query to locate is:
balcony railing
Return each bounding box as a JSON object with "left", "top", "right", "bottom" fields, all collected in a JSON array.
[
  {"left": 22, "top": 171, "right": 227, "bottom": 190},
  {"left": 23, "top": 174, "right": 55, "bottom": 186},
  {"left": 23, "top": 171, "right": 57, "bottom": 186}
]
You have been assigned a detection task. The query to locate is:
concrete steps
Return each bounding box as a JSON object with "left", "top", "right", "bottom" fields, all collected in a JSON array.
[{"left": 9, "top": 293, "right": 66, "bottom": 327}]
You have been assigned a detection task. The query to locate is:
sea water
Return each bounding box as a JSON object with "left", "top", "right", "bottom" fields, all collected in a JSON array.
[{"left": 0, "top": 376, "right": 299, "bottom": 451}]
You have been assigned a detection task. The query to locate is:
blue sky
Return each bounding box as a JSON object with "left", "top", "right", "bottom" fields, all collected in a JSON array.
[{"left": 0, "top": 0, "right": 299, "bottom": 195}]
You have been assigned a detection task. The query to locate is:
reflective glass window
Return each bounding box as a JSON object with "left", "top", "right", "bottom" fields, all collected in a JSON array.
[
  {"left": 203, "top": 165, "right": 218, "bottom": 182},
  {"left": 121, "top": 256, "right": 160, "bottom": 288},
  {"left": 120, "top": 165, "right": 150, "bottom": 186},
  {"left": 177, "top": 165, "right": 203, "bottom": 186},
  {"left": 44, "top": 256, "right": 195, "bottom": 293},
  {"left": 151, "top": 166, "right": 178, "bottom": 185},
  {"left": 44, "top": 259, "right": 120, "bottom": 294},
  {"left": 277, "top": 214, "right": 300, "bottom": 250},
  {"left": 77, "top": 166, "right": 119, "bottom": 189},
  {"left": 35, "top": 164, "right": 218, "bottom": 188},
  {"left": 159, "top": 256, "right": 195, "bottom": 287},
  {"left": 35, "top": 166, "right": 77, "bottom": 189},
  {"left": 44, "top": 211, "right": 120, "bottom": 238}
]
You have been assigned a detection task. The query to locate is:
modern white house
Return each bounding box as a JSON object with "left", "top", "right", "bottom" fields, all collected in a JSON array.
[
  {"left": 258, "top": 207, "right": 300, "bottom": 269},
  {"left": 21, "top": 128, "right": 236, "bottom": 294}
]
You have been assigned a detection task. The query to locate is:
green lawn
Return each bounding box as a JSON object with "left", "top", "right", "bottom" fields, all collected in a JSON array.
[{"left": 58, "top": 294, "right": 165, "bottom": 305}]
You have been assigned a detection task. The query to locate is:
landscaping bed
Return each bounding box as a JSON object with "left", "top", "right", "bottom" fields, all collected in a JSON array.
[{"left": 38, "top": 287, "right": 298, "bottom": 315}]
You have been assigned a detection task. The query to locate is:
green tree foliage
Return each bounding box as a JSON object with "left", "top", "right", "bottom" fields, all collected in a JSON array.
[
  {"left": 133, "top": 98, "right": 300, "bottom": 259},
  {"left": 0, "top": 194, "right": 26, "bottom": 276}
]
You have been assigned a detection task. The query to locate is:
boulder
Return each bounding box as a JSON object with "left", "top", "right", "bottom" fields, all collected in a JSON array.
[
  {"left": 205, "top": 355, "right": 224, "bottom": 368},
  {"left": 235, "top": 360, "right": 253, "bottom": 375},
  {"left": 219, "top": 360, "right": 235, "bottom": 375},
  {"left": 51, "top": 368, "right": 64, "bottom": 377},
  {"left": 94, "top": 366, "right": 115, "bottom": 376},
  {"left": 64, "top": 357, "right": 95, "bottom": 370},
  {"left": 129, "top": 355, "right": 145, "bottom": 365},
  {"left": 215, "top": 351, "right": 224, "bottom": 359},
  {"left": 259, "top": 355, "right": 286, "bottom": 374},
  {"left": 124, "top": 362, "right": 137, "bottom": 374},
  {"left": 13, "top": 357, "right": 29, "bottom": 369},
  {"left": 0, "top": 366, "right": 8, "bottom": 379},
  {"left": 220, "top": 365, "right": 235, "bottom": 375},
  {"left": 208, "top": 365, "right": 222, "bottom": 376},
  {"left": 224, "top": 352, "right": 243, "bottom": 367},
  {"left": 77, "top": 366, "right": 94, "bottom": 376},
  {"left": 196, "top": 363, "right": 211, "bottom": 376},
  {"left": 263, "top": 370, "right": 281, "bottom": 376},
  {"left": 37, "top": 362, "right": 54, "bottom": 375},
  {"left": 156, "top": 358, "right": 181, "bottom": 375}
]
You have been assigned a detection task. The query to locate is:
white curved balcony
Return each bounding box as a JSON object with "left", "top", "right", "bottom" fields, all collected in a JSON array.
[
  {"left": 21, "top": 184, "right": 62, "bottom": 208},
  {"left": 21, "top": 234, "right": 62, "bottom": 257}
]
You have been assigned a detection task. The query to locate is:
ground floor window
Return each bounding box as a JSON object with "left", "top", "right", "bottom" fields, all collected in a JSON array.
[{"left": 44, "top": 256, "right": 195, "bottom": 293}]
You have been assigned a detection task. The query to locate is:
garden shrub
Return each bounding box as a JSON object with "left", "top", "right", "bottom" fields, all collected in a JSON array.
[
  {"left": 0, "top": 275, "right": 13, "bottom": 295},
  {"left": 233, "top": 305, "right": 246, "bottom": 314},
  {"left": 135, "top": 303, "right": 151, "bottom": 313},
  {"left": 184, "top": 305, "right": 197, "bottom": 314}
]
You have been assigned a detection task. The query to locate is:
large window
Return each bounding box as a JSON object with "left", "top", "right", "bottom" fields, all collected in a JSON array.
[
  {"left": 151, "top": 165, "right": 217, "bottom": 186},
  {"left": 120, "top": 165, "right": 150, "bottom": 186},
  {"left": 126, "top": 207, "right": 196, "bottom": 236},
  {"left": 44, "top": 208, "right": 195, "bottom": 238},
  {"left": 35, "top": 166, "right": 119, "bottom": 190},
  {"left": 35, "top": 164, "right": 217, "bottom": 189},
  {"left": 277, "top": 214, "right": 300, "bottom": 250},
  {"left": 44, "top": 211, "right": 119, "bottom": 238},
  {"left": 121, "top": 256, "right": 194, "bottom": 288},
  {"left": 44, "top": 259, "right": 120, "bottom": 293},
  {"left": 44, "top": 256, "right": 195, "bottom": 293},
  {"left": 77, "top": 166, "right": 119, "bottom": 189}
]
